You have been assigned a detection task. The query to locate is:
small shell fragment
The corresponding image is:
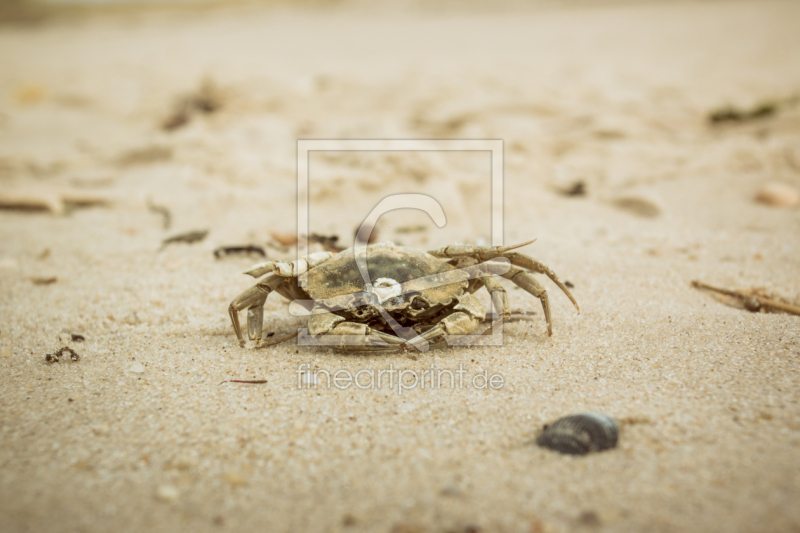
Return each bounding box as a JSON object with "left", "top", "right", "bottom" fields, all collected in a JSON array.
[
  {"left": 536, "top": 413, "right": 619, "bottom": 455},
  {"left": 755, "top": 181, "right": 800, "bottom": 208}
]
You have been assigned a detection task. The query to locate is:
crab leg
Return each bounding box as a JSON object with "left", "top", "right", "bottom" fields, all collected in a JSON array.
[
  {"left": 228, "top": 273, "right": 285, "bottom": 346},
  {"left": 243, "top": 251, "right": 335, "bottom": 279},
  {"left": 247, "top": 306, "right": 264, "bottom": 340},
  {"left": 482, "top": 275, "right": 509, "bottom": 323},
  {"left": 466, "top": 277, "right": 485, "bottom": 294},
  {"left": 313, "top": 335, "right": 410, "bottom": 352},
  {"left": 427, "top": 241, "right": 536, "bottom": 261},
  {"left": 401, "top": 309, "right": 482, "bottom": 350},
  {"left": 306, "top": 305, "right": 407, "bottom": 350},
  {"left": 501, "top": 265, "right": 555, "bottom": 335},
  {"left": 428, "top": 243, "right": 578, "bottom": 313},
  {"left": 503, "top": 252, "right": 578, "bottom": 313},
  {"left": 395, "top": 291, "right": 485, "bottom": 350}
]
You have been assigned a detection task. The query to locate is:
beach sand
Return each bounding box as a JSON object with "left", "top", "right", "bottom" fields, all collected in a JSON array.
[{"left": 0, "top": 1, "right": 799, "bottom": 531}]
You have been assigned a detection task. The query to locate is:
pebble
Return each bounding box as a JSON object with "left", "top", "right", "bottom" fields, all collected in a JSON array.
[
  {"left": 223, "top": 471, "right": 247, "bottom": 488},
  {"left": 156, "top": 484, "right": 180, "bottom": 502},
  {"left": 536, "top": 413, "right": 619, "bottom": 455},
  {"left": 91, "top": 423, "right": 110, "bottom": 436},
  {"left": 610, "top": 196, "right": 661, "bottom": 218},
  {"left": 129, "top": 361, "right": 145, "bottom": 373},
  {"left": 439, "top": 484, "right": 462, "bottom": 497},
  {"left": 577, "top": 510, "right": 601, "bottom": 527},
  {"left": 755, "top": 181, "right": 800, "bottom": 208},
  {"left": 174, "top": 453, "right": 198, "bottom": 471}
]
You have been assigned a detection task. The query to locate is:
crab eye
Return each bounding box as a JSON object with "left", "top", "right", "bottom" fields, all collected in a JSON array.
[{"left": 410, "top": 297, "right": 429, "bottom": 310}]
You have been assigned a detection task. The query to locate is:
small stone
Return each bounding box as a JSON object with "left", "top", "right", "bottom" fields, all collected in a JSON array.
[
  {"left": 174, "top": 453, "right": 198, "bottom": 471},
  {"left": 91, "top": 423, "right": 110, "bottom": 436},
  {"left": 536, "top": 413, "right": 619, "bottom": 455},
  {"left": 755, "top": 181, "right": 800, "bottom": 208},
  {"left": 129, "top": 361, "right": 145, "bottom": 373},
  {"left": 558, "top": 181, "right": 586, "bottom": 197},
  {"left": 577, "top": 510, "right": 601, "bottom": 527},
  {"left": 156, "top": 484, "right": 180, "bottom": 502},
  {"left": 610, "top": 196, "right": 661, "bottom": 218},
  {"left": 223, "top": 471, "right": 247, "bottom": 488},
  {"left": 72, "top": 460, "right": 92, "bottom": 471},
  {"left": 439, "top": 484, "right": 461, "bottom": 497}
]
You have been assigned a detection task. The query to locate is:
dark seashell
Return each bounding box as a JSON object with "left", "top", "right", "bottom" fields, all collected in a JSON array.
[{"left": 536, "top": 413, "right": 618, "bottom": 455}]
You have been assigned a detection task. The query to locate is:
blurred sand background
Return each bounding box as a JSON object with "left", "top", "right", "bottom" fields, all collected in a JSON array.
[{"left": 1, "top": 0, "right": 800, "bottom": 531}]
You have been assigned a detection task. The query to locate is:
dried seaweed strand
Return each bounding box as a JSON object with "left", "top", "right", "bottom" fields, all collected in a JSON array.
[
  {"left": 45, "top": 346, "right": 80, "bottom": 363},
  {"left": 159, "top": 229, "right": 208, "bottom": 250},
  {"left": 213, "top": 245, "right": 266, "bottom": 258},
  {"left": 691, "top": 280, "right": 800, "bottom": 316}
]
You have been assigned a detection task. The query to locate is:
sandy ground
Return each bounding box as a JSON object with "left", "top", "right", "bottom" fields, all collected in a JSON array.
[{"left": 1, "top": 1, "right": 800, "bottom": 532}]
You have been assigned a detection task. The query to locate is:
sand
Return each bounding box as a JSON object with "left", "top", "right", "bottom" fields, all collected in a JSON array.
[{"left": 1, "top": 1, "right": 799, "bottom": 531}]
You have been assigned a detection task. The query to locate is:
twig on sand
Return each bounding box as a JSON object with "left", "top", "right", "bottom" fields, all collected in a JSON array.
[
  {"left": 691, "top": 280, "right": 800, "bottom": 316},
  {"left": 708, "top": 95, "right": 799, "bottom": 125},
  {"left": 217, "top": 379, "right": 268, "bottom": 385}
]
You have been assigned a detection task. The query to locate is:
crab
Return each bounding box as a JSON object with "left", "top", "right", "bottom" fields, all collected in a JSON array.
[{"left": 228, "top": 240, "right": 579, "bottom": 351}]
